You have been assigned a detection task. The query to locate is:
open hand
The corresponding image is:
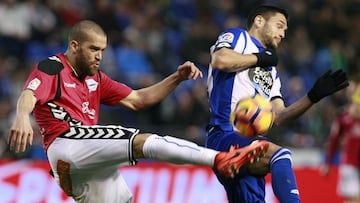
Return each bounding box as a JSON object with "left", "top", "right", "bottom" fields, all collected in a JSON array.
[
  {"left": 8, "top": 117, "right": 34, "bottom": 153},
  {"left": 308, "top": 69, "right": 349, "bottom": 103}
]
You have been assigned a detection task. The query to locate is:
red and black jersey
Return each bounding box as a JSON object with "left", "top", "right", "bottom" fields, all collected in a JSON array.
[
  {"left": 24, "top": 53, "right": 132, "bottom": 150},
  {"left": 325, "top": 108, "right": 360, "bottom": 167}
]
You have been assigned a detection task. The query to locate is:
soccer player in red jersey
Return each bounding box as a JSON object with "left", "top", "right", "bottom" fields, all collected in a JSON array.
[
  {"left": 7, "top": 20, "right": 269, "bottom": 202},
  {"left": 321, "top": 73, "right": 360, "bottom": 203}
]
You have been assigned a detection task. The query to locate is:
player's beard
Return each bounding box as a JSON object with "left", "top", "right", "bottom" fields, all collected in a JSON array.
[
  {"left": 261, "top": 24, "right": 277, "bottom": 49},
  {"left": 76, "top": 50, "right": 97, "bottom": 76}
]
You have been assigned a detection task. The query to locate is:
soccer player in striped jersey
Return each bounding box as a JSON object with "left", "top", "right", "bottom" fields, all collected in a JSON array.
[
  {"left": 7, "top": 20, "right": 269, "bottom": 203},
  {"left": 206, "top": 5, "right": 348, "bottom": 203}
]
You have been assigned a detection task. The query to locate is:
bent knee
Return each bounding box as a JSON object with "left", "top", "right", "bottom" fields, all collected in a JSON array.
[
  {"left": 247, "top": 158, "right": 269, "bottom": 176},
  {"left": 132, "top": 133, "right": 155, "bottom": 159},
  {"left": 247, "top": 141, "right": 282, "bottom": 176}
]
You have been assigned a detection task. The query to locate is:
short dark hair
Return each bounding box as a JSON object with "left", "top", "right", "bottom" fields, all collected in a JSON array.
[
  {"left": 68, "top": 20, "right": 106, "bottom": 43},
  {"left": 246, "top": 5, "right": 288, "bottom": 29}
]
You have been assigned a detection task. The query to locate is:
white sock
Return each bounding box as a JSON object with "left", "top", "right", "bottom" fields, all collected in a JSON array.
[{"left": 142, "top": 134, "right": 218, "bottom": 166}]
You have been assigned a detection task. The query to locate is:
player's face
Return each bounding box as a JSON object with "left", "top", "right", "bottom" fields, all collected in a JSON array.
[
  {"left": 259, "top": 13, "right": 287, "bottom": 49},
  {"left": 75, "top": 32, "right": 107, "bottom": 76}
]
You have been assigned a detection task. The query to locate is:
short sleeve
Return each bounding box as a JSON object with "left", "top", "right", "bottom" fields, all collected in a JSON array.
[
  {"left": 99, "top": 71, "right": 133, "bottom": 105},
  {"left": 213, "top": 28, "right": 246, "bottom": 53},
  {"left": 270, "top": 71, "right": 282, "bottom": 99},
  {"left": 23, "top": 64, "right": 58, "bottom": 105}
]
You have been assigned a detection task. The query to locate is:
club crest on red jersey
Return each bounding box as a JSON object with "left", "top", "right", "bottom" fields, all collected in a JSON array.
[{"left": 85, "top": 79, "right": 98, "bottom": 92}]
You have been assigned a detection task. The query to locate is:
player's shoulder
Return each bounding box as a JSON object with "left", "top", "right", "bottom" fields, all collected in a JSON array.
[
  {"left": 37, "top": 55, "right": 64, "bottom": 75},
  {"left": 217, "top": 28, "right": 248, "bottom": 44},
  {"left": 220, "top": 28, "right": 247, "bottom": 36}
]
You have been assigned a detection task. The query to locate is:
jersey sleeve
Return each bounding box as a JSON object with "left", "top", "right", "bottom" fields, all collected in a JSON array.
[
  {"left": 212, "top": 28, "right": 246, "bottom": 53},
  {"left": 269, "top": 70, "right": 283, "bottom": 99},
  {"left": 99, "top": 71, "right": 133, "bottom": 105},
  {"left": 23, "top": 60, "right": 61, "bottom": 105}
]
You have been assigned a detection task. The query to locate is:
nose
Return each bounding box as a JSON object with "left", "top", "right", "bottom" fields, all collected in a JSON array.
[
  {"left": 95, "top": 51, "right": 102, "bottom": 60},
  {"left": 280, "top": 30, "right": 285, "bottom": 39}
]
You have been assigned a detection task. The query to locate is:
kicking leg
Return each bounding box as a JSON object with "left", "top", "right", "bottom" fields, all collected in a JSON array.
[{"left": 134, "top": 133, "right": 269, "bottom": 178}]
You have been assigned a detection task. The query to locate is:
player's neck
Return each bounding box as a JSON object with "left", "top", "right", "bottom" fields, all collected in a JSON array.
[
  {"left": 248, "top": 29, "right": 265, "bottom": 48},
  {"left": 64, "top": 53, "right": 82, "bottom": 79}
]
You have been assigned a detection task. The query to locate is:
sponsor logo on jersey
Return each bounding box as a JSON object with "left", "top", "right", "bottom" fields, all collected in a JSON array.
[
  {"left": 218, "top": 32, "right": 234, "bottom": 43},
  {"left": 248, "top": 67, "right": 273, "bottom": 96},
  {"left": 82, "top": 101, "right": 95, "bottom": 120},
  {"left": 215, "top": 32, "right": 234, "bottom": 50},
  {"left": 85, "top": 79, "right": 98, "bottom": 92},
  {"left": 27, "top": 78, "right": 41, "bottom": 90},
  {"left": 64, "top": 82, "right": 76, "bottom": 88}
]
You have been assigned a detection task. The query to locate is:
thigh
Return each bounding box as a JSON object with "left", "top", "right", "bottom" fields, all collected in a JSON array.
[
  {"left": 72, "top": 170, "right": 133, "bottom": 203},
  {"left": 54, "top": 125, "right": 139, "bottom": 167},
  {"left": 206, "top": 127, "right": 254, "bottom": 151},
  {"left": 47, "top": 125, "right": 139, "bottom": 199}
]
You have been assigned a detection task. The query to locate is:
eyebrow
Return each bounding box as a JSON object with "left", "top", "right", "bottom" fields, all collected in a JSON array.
[{"left": 278, "top": 20, "right": 288, "bottom": 28}]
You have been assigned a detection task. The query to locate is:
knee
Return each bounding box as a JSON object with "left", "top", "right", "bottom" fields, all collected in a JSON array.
[
  {"left": 247, "top": 160, "right": 270, "bottom": 176},
  {"left": 132, "top": 133, "right": 154, "bottom": 159},
  {"left": 247, "top": 142, "right": 281, "bottom": 176}
]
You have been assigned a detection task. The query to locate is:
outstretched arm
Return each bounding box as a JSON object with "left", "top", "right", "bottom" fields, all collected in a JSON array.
[
  {"left": 118, "top": 61, "right": 203, "bottom": 111},
  {"left": 271, "top": 96, "right": 313, "bottom": 126},
  {"left": 272, "top": 69, "right": 349, "bottom": 126},
  {"left": 8, "top": 90, "right": 37, "bottom": 153}
]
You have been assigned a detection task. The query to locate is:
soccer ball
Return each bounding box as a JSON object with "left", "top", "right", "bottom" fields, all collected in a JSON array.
[{"left": 230, "top": 94, "right": 274, "bottom": 137}]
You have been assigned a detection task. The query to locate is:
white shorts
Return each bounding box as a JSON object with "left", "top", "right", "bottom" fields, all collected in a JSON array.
[
  {"left": 47, "top": 125, "right": 139, "bottom": 203},
  {"left": 338, "top": 164, "right": 360, "bottom": 198}
]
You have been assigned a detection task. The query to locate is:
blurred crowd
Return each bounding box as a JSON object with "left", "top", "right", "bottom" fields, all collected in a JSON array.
[{"left": 0, "top": 0, "right": 359, "bottom": 159}]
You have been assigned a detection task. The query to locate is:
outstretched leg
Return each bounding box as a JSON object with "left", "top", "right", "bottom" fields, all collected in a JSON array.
[{"left": 135, "top": 133, "right": 269, "bottom": 178}]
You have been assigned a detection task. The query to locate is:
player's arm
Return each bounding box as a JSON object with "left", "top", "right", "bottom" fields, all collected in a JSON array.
[
  {"left": 271, "top": 96, "right": 313, "bottom": 126},
  {"left": 118, "top": 61, "right": 203, "bottom": 111},
  {"left": 211, "top": 48, "right": 257, "bottom": 72},
  {"left": 8, "top": 90, "right": 37, "bottom": 153},
  {"left": 211, "top": 48, "right": 278, "bottom": 73},
  {"left": 272, "top": 69, "right": 349, "bottom": 125}
]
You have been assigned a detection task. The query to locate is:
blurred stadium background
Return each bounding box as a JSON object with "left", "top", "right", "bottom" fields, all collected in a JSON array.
[{"left": 0, "top": 0, "right": 359, "bottom": 202}]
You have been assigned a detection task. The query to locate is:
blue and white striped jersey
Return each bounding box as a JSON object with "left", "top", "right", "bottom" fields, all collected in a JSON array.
[{"left": 207, "top": 28, "right": 282, "bottom": 131}]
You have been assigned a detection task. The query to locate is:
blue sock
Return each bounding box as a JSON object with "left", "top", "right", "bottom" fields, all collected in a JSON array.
[{"left": 270, "top": 148, "right": 300, "bottom": 203}]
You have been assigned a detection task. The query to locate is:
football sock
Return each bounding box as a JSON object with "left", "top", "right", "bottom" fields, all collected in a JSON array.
[
  {"left": 270, "top": 148, "right": 300, "bottom": 203},
  {"left": 142, "top": 134, "right": 218, "bottom": 166}
]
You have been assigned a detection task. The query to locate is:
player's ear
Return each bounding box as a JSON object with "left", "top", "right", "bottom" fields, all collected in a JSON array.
[
  {"left": 69, "top": 40, "right": 79, "bottom": 53},
  {"left": 254, "top": 15, "right": 265, "bottom": 28}
]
